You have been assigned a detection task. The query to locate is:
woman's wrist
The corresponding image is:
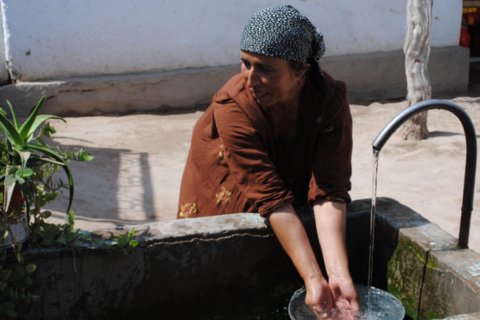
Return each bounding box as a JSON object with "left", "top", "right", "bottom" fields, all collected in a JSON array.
[
  {"left": 301, "top": 266, "right": 325, "bottom": 283},
  {"left": 325, "top": 262, "right": 351, "bottom": 280},
  {"left": 304, "top": 274, "right": 327, "bottom": 286},
  {"left": 327, "top": 272, "right": 353, "bottom": 282}
]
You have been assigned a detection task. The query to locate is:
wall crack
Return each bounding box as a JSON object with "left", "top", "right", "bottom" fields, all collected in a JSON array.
[{"left": 147, "top": 232, "right": 274, "bottom": 248}]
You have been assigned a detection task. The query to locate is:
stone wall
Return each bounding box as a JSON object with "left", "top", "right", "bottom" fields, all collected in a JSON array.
[{"left": 15, "top": 198, "right": 480, "bottom": 319}]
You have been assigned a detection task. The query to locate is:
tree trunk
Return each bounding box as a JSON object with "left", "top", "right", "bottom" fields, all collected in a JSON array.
[{"left": 402, "top": 0, "right": 432, "bottom": 140}]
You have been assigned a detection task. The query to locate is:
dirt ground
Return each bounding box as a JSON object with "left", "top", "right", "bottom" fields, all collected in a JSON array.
[{"left": 41, "top": 67, "right": 480, "bottom": 253}]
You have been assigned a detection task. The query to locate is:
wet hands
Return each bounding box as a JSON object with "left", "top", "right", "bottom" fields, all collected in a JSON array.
[
  {"left": 328, "top": 275, "right": 359, "bottom": 310},
  {"left": 305, "top": 276, "right": 359, "bottom": 319},
  {"left": 305, "top": 277, "right": 334, "bottom": 312}
]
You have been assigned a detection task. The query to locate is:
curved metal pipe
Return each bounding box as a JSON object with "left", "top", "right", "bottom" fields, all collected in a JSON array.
[{"left": 372, "top": 99, "right": 477, "bottom": 248}]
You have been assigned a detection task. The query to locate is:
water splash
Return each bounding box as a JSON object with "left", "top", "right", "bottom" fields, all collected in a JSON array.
[{"left": 368, "top": 149, "right": 380, "bottom": 307}]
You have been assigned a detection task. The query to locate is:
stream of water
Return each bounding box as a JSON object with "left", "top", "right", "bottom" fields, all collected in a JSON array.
[{"left": 368, "top": 149, "right": 380, "bottom": 307}]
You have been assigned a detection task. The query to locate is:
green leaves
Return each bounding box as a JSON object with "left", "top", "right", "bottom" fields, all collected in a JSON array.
[
  {"left": 0, "top": 230, "right": 8, "bottom": 244},
  {"left": 61, "top": 147, "right": 95, "bottom": 162},
  {"left": 42, "top": 211, "right": 52, "bottom": 219},
  {"left": 4, "top": 168, "right": 17, "bottom": 186},
  {"left": 67, "top": 210, "right": 74, "bottom": 226},
  {"left": 25, "top": 264, "right": 36, "bottom": 274},
  {"left": 40, "top": 122, "right": 56, "bottom": 138},
  {"left": 28, "top": 115, "right": 64, "bottom": 141},
  {"left": 101, "top": 242, "right": 112, "bottom": 250},
  {"left": 115, "top": 227, "right": 139, "bottom": 255},
  {"left": 0, "top": 113, "right": 23, "bottom": 146},
  {"left": 0, "top": 245, "right": 38, "bottom": 318},
  {"left": 24, "top": 142, "right": 75, "bottom": 214},
  {"left": 15, "top": 265, "right": 24, "bottom": 276},
  {"left": 0, "top": 96, "right": 100, "bottom": 318},
  {"left": 0, "top": 97, "right": 92, "bottom": 219},
  {"left": 0, "top": 301, "right": 17, "bottom": 317},
  {"left": 6, "top": 101, "right": 20, "bottom": 131},
  {"left": 13, "top": 150, "right": 31, "bottom": 171},
  {"left": 3, "top": 173, "right": 15, "bottom": 214},
  {"left": 18, "top": 96, "right": 45, "bottom": 141},
  {"left": 1, "top": 269, "right": 11, "bottom": 281}
]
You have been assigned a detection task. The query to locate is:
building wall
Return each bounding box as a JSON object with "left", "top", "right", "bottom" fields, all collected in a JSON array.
[
  {"left": 0, "top": 6, "right": 8, "bottom": 84},
  {"left": 0, "top": 0, "right": 463, "bottom": 81}
]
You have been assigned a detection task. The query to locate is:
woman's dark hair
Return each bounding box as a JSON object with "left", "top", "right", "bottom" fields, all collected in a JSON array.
[{"left": 288, "top": 59, "right": 324, "bottom": 93}]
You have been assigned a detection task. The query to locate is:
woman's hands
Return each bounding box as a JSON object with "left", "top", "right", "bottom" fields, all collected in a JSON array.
[
  {"left": 328, "top": 275, "right": 360, "bottom": 310},
  {"left": 269, "top": 201, "right": 359, "bottom": 315},
  {"left": 304, "top": 275, "right": 359, "bottom": 313},
  {"left": 304, "top": 276, "right": 334, "bottom": 311},
  {"left": 313, "top": 199, "right": 360, "bottom": 313}
]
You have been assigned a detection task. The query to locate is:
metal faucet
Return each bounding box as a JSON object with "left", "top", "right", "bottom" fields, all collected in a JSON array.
[{"left": 372, "top": 99, "right": 477, "bottom": 248}]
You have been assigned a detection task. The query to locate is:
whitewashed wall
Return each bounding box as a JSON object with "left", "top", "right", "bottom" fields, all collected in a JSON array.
[
  {"left": 0, "top": 10, "right": 8, "bottom": 84},
  {"left": 0, "top": 0, "right": 463, "bottom": 81}
]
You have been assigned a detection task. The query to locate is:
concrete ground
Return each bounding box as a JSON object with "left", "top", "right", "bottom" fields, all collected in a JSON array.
[{"left": 39, "top": 66, "right": 480, "bottom": 253}]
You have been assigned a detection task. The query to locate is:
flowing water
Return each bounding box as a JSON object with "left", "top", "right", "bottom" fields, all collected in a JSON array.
[{"left": 368, "top": 149, "right": 380, "bottom": 307}]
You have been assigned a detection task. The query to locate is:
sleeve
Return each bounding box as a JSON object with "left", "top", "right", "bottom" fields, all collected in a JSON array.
[
  {"left": 214, "top": 100, "right": 294, "bottom": 217},
  {"left": 308, "top": 97, "right": 353, "bottom": 205}
]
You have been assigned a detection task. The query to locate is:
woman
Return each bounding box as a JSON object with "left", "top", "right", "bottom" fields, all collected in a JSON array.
[{"left": 177, "top": 5, "right": 359, "bottom": 312}]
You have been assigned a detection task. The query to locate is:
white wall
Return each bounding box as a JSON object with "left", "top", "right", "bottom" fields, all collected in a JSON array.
[
  {"left": 0, "top": 0, "right": 463, "bottom": 81},
  {"left": 0, "top": 4, "right": 9, "bottom": 84}
]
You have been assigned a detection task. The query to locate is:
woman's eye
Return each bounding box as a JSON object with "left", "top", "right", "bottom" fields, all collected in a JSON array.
[{"left": 242, "top": 61, "right": 250, "bottom": 69}]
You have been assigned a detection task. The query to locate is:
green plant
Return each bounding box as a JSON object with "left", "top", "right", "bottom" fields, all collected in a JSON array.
[
  {"left": 0, "top": 96, "right": 139, "bottom": 318},
  {"left": 0, "top": 242, "right": 38, "bottom": 318},
  {"left": 0, "top": 96, "right": 94, "bottom": 317}
]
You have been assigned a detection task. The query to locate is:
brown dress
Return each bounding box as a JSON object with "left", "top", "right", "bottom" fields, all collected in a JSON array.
[{"left": 177, "top": 71, "right": 352, "bottom": 219}]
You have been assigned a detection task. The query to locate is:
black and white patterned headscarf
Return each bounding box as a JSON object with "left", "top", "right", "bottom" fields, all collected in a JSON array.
[{"left": 241, "top": 5, "right": 326, "bottom": 84}]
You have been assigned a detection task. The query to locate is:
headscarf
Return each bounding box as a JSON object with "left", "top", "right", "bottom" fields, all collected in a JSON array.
[{"left": 240, "top": 5, "right": 326, "bottom": 89}]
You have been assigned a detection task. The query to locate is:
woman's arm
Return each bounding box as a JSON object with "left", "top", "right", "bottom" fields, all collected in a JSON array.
[
  {"left": 269, "top": 200, "right": 359, "bottom": 312},
  {"left": 314, "top": 199, "right": 359, "bottom": 309},
  {"left": 269, "top": 203, "right": 333, "bottom": 311}
]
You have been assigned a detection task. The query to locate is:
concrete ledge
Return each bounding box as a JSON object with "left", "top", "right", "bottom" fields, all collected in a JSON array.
[
  {"left": 14, "top": 198, "right": 480, "bottom": 319},
  {"left": 0, "top": 65, "right": 240, "bottom": 117},
  {"left": 0, "top": 46, "right": 469, "bottom": 117},
  {"left": 323, "top": 46, "right": 470, "bottom": 103},
  {"left": 421, "top": 249, "right": 480, "bottom": 319}
]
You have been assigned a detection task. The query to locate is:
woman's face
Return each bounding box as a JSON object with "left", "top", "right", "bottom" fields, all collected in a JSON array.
[{"left": 241, "top": 51, "right": 303, "bottom": 108}]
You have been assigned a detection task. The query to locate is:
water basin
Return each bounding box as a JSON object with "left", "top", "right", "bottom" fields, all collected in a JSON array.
[{"left": 288, "top": 284, "right": 405, "bottom": 320}]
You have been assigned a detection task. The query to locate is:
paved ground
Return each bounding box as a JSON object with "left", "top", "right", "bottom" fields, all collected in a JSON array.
[{"left": 38, "top": 67, "right": 480, "bottom": 253}]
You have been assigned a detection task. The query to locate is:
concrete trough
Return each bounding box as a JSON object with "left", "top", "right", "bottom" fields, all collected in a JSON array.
[{"left": 16, "top": 198, "right": 480, "bottom": 319}]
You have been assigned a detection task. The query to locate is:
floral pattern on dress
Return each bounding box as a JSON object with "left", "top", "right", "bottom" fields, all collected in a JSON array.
[
  {"left": 322, "top": 126, "right": 333, "bottom": 133},
  {"left": 216, "top": 187, "right": 231, "bottom": 205},
  {"left": 219, "top": 144, "right": 226, "bottom": 159},
  {"left": 180, "top": 203, "right": 197, "bottom": 219},
  {"left": 325, "top": 196, "right": 345, "bottom": 203},
  {"left": 316, "top": 111, "right": 325, "bottom": 130}
]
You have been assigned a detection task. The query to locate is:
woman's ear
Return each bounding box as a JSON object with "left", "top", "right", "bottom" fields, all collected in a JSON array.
[{"left": 295, "top": 62, "right": 310, "bottom": 78}]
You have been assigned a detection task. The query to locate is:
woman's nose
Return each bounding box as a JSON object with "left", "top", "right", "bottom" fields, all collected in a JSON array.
[{"left": 245, "top": 69, "right": 259, "bottom": 88}]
